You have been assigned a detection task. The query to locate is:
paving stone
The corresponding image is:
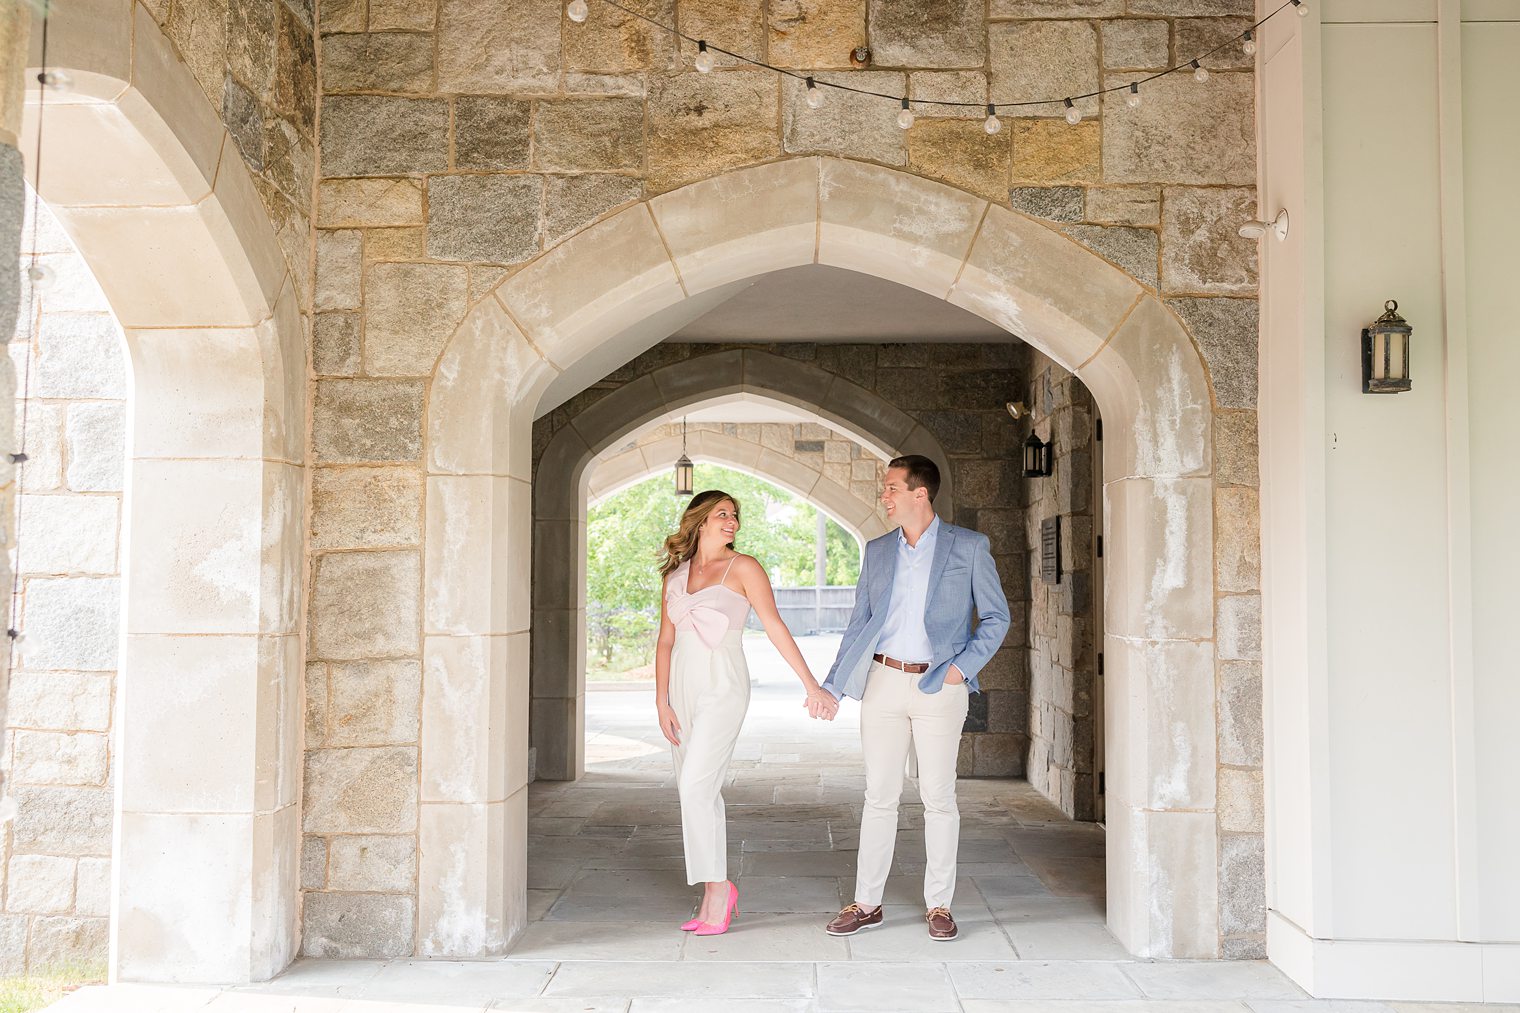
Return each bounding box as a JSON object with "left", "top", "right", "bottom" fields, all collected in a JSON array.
[
  {"left": 320, "top": 95, "right": 449, "bottom": 177},
  {"left": 1219, "top": 660, "right": 1263, "bottom": 767},
  {"left": 678, "top": 0, "right": 765, "bottom": 64},
  {"left": 1010, "top": 186, "right": 1083, "bottom": 223},
  {"left": 312, "top": 312, "right": 360, "bottom": 375},
  {"left": 949, "top": 960, "right": 1141, "bottom": 999},
  {"left": 437, "top": 0, "right": 560, "bottom": 92},
  {"left": 313, "top": 379, "right": 425, "bottom": 463},
  {"left": 1124, "top": 957, "right": 1297, "bottom": 1000},
  {"left": 783, "top": 71, "right": 905, "bottom": 166},
  {"left": 545, "top": 960, "right": 813, "bottom": 998},
  {"left": 425, "top": 174, "right": 543, "bottom": 264},
  {"left": 1101, "top": 17, "right": 1170, "bottom": 69},
  {"left": 1011, "top": 119, "right": 1101, "bottom": 185},
  {"left": 307, "top": 550, "right": 421, "bottom": 659},
  {"left": 867, "top": 0, "right": 984, "bottom": 69},
  {"left": 907, "top": 117, "right": 1011, "bottom": 202},
  {"left": 1061, "top": 224, "right": 1158, "bottom": 289},
  {"left": 817, "top": 961, "right": 959, "bottom": 1011},
  {"left": 363, "top": 262, "right": 470, "bottom": 374},
  {"left": 767, "top": 0, "right": 864, "bottom": 69},
  {"left": 315, "top": 229, "right": 362, "bottom": 311},
  {"left": 327, "top": 835, "right": 417, "bottom": 892},
  {"left": 303, "top": 746, "right": 419, "bottom": 834},
  {"left": 454, "top": 97, "right": 532, "bottom": 170},
  {"left": 646, "top": 70, "right": 779, "bottom": 193},
  {"left": 10, "top": 786, "right": 112, "bottom": 856},
  {"left": 321, "top": 31, "right": 434, "bottom": 92},
  {"left": 1163, "top": 186, "right": 1259, "bottom": 294},
  {"left": 19, "top": 577, "right": 119, "bottom": 671},
  {"left": 1085, "top": 185, "right": 1160, "bottom": 226},
  {"left": 1167, "top": 296, "right": 1259, "bottom": 408},
  {"left": 562, "top": 0, "right": 676, "bottom": 75},
  {"left": 534, "top": 98, "right": 645, "bottom": 172},
  {"left": 1102, "top": 72, "right": 1255, "bottom": 184},
  {"left": 1215, "top": 486, "right": 1260, "bottom": 593},
  {"left": 318, "top": 178, "right": 426, "bottom": 228},
  {"left": 301, "top": 892, "right": 415, "bottom": 958},
  {"left": 990, "top": 21, "right": 1099, "bottom": 120},
  {"left": 544, "top": 175, "right": 644, "bottom": 246},
  {"left": 326, "top": 659, "right": 422, "bottom": 746}
]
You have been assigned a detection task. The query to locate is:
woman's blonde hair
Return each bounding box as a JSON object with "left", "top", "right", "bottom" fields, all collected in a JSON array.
[{"left": 658, "top": 490, "right": 741, "bottom": 578}]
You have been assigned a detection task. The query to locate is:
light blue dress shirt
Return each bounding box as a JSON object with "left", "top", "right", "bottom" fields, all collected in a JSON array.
[{"left": 874, "top": 516, "right": 940, "bottom": 663}]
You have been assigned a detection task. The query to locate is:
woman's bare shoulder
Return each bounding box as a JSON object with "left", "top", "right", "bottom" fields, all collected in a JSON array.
[{"left": 730, "top": 553, "right": 768, "bottom": 577}]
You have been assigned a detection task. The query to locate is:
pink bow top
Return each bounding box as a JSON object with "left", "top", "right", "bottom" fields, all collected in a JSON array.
[{"left": 666, "top": 558, "right": 752, "bottom": 648}]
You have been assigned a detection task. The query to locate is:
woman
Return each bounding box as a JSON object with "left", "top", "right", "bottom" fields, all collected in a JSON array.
[{"left": 655, "top": 489, "right": 839, "bottom": 935}]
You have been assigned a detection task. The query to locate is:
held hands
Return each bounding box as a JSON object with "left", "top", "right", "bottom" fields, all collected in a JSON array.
[
  {"left": 804, "top": 684, "right": 839, "bottom": 721},
  {"left": 657, "top": 703, "right": 682, "bottom": 746}
]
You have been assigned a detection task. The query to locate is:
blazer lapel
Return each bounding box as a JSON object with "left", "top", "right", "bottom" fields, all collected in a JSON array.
[
  {"left": 924, "top": 523, "right": 956, "bottom": 613},
  {"left": 872, "top": 533, "right": 898, "bottom": 610}
]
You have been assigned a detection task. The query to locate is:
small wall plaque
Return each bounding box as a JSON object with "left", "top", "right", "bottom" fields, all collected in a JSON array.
[{"left": 1040, "top": 516, "right": 1061, "bottom": 585}]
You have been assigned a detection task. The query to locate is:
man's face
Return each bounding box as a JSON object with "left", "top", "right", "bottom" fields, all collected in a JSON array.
[{"left": 881, "top": 467, "right": 923, "bottom": 520}]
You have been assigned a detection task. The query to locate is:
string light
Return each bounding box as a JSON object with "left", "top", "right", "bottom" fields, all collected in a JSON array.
[
  {"left": 35, "top": 69, "right": 71, "bottom": 92},
  {"left": 559, "top": 0, "right": 1305, "bottom": 130},
  {"left": 24, "top": 263, "right": 53, "bottom": 291}
]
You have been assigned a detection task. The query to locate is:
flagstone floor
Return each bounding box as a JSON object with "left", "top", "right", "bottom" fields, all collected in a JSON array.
[{"left": 45, "top": 637, "right": 1513, "bottom": 1011}]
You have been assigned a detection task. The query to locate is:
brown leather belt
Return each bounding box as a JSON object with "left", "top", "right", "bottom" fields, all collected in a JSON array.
[{"left": 873, "top": 653, "right": 929, "bottom": 674}]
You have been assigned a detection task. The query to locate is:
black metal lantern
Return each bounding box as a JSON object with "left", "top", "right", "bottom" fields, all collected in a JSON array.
[
  {"left": 1362, "top": 299, "right": 1413, "bottom": 394},
  {"left": 673, "top": 417, "right": 694, "bottom": 496},
  {"left": 1023, "top": 432, "right": 1052, "bottom": 478}
]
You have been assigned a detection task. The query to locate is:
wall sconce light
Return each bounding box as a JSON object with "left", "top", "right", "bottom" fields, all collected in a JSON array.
[
  {"left": 1023, "top": 432, "right": 1052, "bottom": 478},
  {"left": 1238, "top": 208, "right": 1289, "bottom": 241},
  {"left": 1362, "top": 300, "right": 1412, "bottom": 394},
  {"left": 1005, "top": 400, "right": 1028, "bottom": 420},
  {"left": 674, "top": 416, "right": 694, "bottom": 495}
]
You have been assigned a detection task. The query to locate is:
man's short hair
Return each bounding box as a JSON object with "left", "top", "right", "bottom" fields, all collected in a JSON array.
[{"left": 887, "top": 454, "right": 940, "bottom": 503}]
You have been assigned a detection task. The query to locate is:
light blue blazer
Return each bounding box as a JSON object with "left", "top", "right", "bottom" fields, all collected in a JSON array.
[{"left": 821, "top": 521, "right": 1011, "bottom": 700}]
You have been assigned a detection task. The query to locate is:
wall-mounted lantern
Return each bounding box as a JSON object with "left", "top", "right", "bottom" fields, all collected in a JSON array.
[
  {"left": 1023, "top": 432, "right": 1052, "bottom": 478},
  {"left": 1362, "top": 300, "right": 1413, "bottom": 394},
  {"left": 674, "top": 416, "right": 694, "bottom": 496}
]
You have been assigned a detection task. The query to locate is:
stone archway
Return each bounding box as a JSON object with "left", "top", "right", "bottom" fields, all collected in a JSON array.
[
  {"left": 422, "top": 156, "right": 1220, "bottom": 960},
  {"left": 532, "top": 364, "right": 943, "bottom": 781},
  {"left": 19, "top": 18, "right": 307, "bottom": 984}
]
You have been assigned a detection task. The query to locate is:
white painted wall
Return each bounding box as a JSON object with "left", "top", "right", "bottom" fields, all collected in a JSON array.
[{"left": 1260, "top": 0, "right": 1520, "bottom": 1001}]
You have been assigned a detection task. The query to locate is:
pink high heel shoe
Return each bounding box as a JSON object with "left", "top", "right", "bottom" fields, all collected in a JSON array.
[
  {"left": 693, "top": 881, "right": 739, "bottom": 936},
  {"left": 680, "top": 914, "right": 703, "bottom": 931}
]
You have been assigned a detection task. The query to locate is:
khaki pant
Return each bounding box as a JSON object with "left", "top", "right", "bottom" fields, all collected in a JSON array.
[{"left": 854, "top": 660, "right": 969, "bottom": 910}]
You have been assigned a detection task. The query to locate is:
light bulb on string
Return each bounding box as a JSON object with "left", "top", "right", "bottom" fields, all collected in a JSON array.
[
  {"left": 1191, "top": 60, "right": 1209, "bottom": 83},
  {"left": 1125, "top": 82, "right": 1141, "bottom": 108},
  {"left": 24, "top": 263, "right": 54, "bottom": 291},
  {"left": 1063, "top": 98, "right": 1081, "bottom": 126},
  {"left": 565, "top": 0, "right": 588, "bottom": 22},
  {"left": 35, "top": 69, "right": 72, "bottom": 92},
  {"left": 983, "top": 104, "right": 1001, "bottom": 135},
  {"left": 896, "top": 98, "right": 914, "bottom": 130},
  {"left": 1293, "top": 0, "right": 1308, "bottom": 16},
  {"left": 805, "top": 77, "right": 824, "bottom": 109},
  {"left": 1242, "top": 30, "right": 1257, "bottom": 56},
  {"left": 694, "top": 40, "right": 715, "bottom": 73}
]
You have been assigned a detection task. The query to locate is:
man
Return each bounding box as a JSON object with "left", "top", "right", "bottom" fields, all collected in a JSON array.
[{"left": 820, "top": 455, "right": 1010, "bottom": 941}]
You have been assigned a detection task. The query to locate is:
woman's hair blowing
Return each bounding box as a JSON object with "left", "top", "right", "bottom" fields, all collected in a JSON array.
[{"left": 659, "top": 490, "right": 740, "bottom": 578}]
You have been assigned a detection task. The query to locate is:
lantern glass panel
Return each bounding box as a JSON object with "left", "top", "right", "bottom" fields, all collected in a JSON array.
[{"left": 1372, "top": 332, "right": 1387, "bottom": 380}]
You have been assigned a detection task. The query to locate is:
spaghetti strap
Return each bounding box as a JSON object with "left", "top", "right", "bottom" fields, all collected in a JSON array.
[{"left": 719, "top": 553, "right": 739, "bottom": 587}]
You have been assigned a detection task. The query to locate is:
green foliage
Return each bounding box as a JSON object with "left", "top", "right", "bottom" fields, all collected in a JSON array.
[{"left": 585, "top": 464, "right": 863, "bottom": 674}]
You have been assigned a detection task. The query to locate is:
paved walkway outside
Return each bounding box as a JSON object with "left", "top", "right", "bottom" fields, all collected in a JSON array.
[{"left": 45, "top": 637, "right": 1512, "bottom": 1011}]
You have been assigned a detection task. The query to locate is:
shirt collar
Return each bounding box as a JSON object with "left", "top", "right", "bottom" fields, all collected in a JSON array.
[{"left": 897, "top": 514, "right": 940, "bottom": 552}]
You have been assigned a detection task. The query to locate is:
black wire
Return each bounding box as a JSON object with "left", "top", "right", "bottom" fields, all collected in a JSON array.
[{"left": 585, "top": 0, "right": 1300, "bottom": 111}]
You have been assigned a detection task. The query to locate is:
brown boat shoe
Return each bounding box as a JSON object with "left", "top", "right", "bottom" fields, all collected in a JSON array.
[
  {"left": 927, "top": 906, "right": 958, "bottom": 941},
  {"left": 825, "top": 903, "right": 884, "bottom": 937}
]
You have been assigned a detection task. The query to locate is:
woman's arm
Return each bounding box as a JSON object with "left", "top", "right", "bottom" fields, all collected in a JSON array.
[
  {"left": 654, "top": 579, "right": 681, "bottom": 745},
  {"left": 734, "top": 556, "right": 838, "bottom": 721}
]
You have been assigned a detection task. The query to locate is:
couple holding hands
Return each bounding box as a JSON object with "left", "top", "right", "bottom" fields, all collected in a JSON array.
[{"left": 655, "top": 455, "right": 1010, "bottom": 940}]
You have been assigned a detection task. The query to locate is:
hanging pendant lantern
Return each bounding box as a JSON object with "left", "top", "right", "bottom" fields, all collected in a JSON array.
[
  {"left": 674, "top": 416, "right": 694, "bottom": 496},
  {"left": 1361, "top": 299, "right": 1413, "bottom": 394},
  {"left": 1023, "top": 432, "right": 1052, "bottom": 478}
]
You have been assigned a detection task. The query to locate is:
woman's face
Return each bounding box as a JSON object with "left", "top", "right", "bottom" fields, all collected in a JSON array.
[{"left": 701, "top": 499, "right": 740, "bottom": 543}]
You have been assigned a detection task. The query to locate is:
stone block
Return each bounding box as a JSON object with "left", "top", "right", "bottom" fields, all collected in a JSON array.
[
  {"left": 313, "top": 379, "right": 424, "bottom": 463},
  {"left": 563, "top": 0, "right": 675, "bottom": 74},
  {"left": 1011, "top": 119, "right": 1101, "bottom": 185},
  {"left": 647, "top": 71, "right": 780, "bottom": 193},
  {"left": 438, "top": 0, "right": 559, "bottom": 92},
  {"left": 1219, "top": 660, "right": 1263, "bottom": 767},
  {"left": 328, "top": 835, "right": 417, "bottom": 893},
  {"left": 454, "top": 97, "right": 531, "bottom": 170},
  {"left": 308, "top": 550, "right": 421, "bottom": 659},
  {"left": 301, "top": 836, "right": 327, "bottom": 890},
  {"left": 367, "top": 228, "right": 426, "bottom": 262},
  {"left": 27, "top": 916, "right": 107, "bottom": 972},
  {"left": 370, "top": 0, "right": 435, "bottom": 28},
  {"left": 17, "top": 494, "right": 117, "bottom": 574},
  {"left": 7, "top": 671, "right": 112, "bottom": 731},
  {"left": 1214, "top": 410, "right": 1259, "bottom": 487},
  {"left": 17, "top": 401, "right": 63, "bottom": 492},
  {"left": 34, "top": 313, "right": 125, "bottom": 400},
  {"left": 301, "top": 892, "right": 415, "bottom": 958},
  {"left": 767, "top": 0, "right": 864, "bottom": 69},
  {"left": 425, "top": 175, "right": 542, "bottom": 265},
  {"left": 320, "top": 95, "right": 449, "bottom": 177},
  {"left": 322, "top": 32, "right": 434, "bottom": 92},
  {"left": 1176, "top": 17, "right": 1254, "bottom": 71},
  {"left": 1218, "top": 832, "right": 1266, "bottom": 935},
  {"left": 302, "top": 746, "right": 419, "bottom": 834},
  {"left": 276, "top": 7, "right": 318, "bottom": 134},
  {"left": 0, "top": 917, "right": 21, "bottom": 976},
  {"left": 318, "top": 178, "right": 425, "bottom": 228},
  {"left": 1162, "top": 187, "right": 1259, "bottom": 295},
  {"left": 678, "top": 0, "right": 765, "bottom": 63},
  {"left": 75, "top": 857, "right": 110, "bottom": 917},
  {"left": 1085, "top": 186, "right": 1160, "bottom": 226},
  {"left": 19, "top": 577, "right": 119, "bottom": 671},
  {"left": 909, "top": 71, "right": 986, "bottom": 118},
  {"left": 312, "top": 467, "right": 423, "bottom": 550},
  {"left": 783, "top": 71, "right": 905, "bottom": 166},
  {"left": 1214, "top": 486, "right": 1260, "bottom": 593},
  {"left": 534, "top": 98, "right": 645, "bottom": 172},
  {"left": 991, "top": 0, "right": 1121, "bottom": 14},
  {"left": 1101, "top": 18, "right": 1169, "bottom": 69},
  {"left": 1218, "top": 767, "right": 1263, "bottom": 833},
  {"left": 867, "top": 0, "right": 984, "bottom": 69},
  {"left": 12, "top": 731, "right": 108, "bottom": 786},
  {"left": 972, "top": 733, "right": 1026, "bottom": 777},
  {"left": 1010, "top": 186, "right": 1083, "bottom": 223},
  {"left": 314, "top": 229, "right": 362, "bottom": 311},
  {"left": 1061, "top": 225, "right": 1158, "bottom": 289},
  {"left": 1130, "top": 0, "right": 1252, "bottom": 11},
  {"left": 306, "top": 662, "right": 329, "bottom": 745},
  {"left": 222, "top": 74, "right": 265, "bottom": 172},
  {"left": 990, "top": 21, "right": 1099, "bottom": 119},
  {"left": 545, "top": 175, "right": 643, "bottom": 246},
  {"left": 313, "top": 312, "right": 360, "bottom": 375},
  {"left": 361, "top": 259, "right": 467, "bottom": 372},
  {"left": 1217, "top": 593, "right": 1262, "bottom": 661},
  {"left": 1167, "top": 296, "right": 1259, "bottom": 409},
  {"left": 1102, "top": 72, "right": 1254, "bottom": 185},
  {"left": 6, "top": 854, "right": 75, "bottom": 913},
  {"left": 906, "top": 118, "right": 1011, "bottom": 203},
  {"left": 327, "top": 659, "right": 422, "bottom": 746},
  {"left": 11, "top": 786, "right": 112, "bottom": 856}
]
